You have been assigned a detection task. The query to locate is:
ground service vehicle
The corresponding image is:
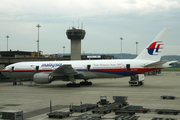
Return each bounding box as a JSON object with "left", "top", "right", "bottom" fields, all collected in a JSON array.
[
  {"left": 97, "top": 95, "right": 110, "bottom": 105},
  {"left": 129, "top": 74, "right": 144, "bottom": 86}
]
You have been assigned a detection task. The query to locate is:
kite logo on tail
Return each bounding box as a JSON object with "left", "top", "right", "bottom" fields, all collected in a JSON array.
[{"left": 147, "top": 41, "right": 163, "bottom": 55}]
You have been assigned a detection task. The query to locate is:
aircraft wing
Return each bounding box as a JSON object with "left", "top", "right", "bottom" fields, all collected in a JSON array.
[
  {"left": 144, "top": 60, "right": 178, "bottom": 68},
  {"left": 51, "top": 64, "right": 79, "bottom": 76}
]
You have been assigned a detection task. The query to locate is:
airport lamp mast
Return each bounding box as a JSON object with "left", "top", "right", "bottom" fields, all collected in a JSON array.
[
  {"left": 63, "top": 46, "right": 65, "bottom": 55},
  {"left": 6, "top": 35, "right": 9, "bottom": 51},
  {"left": 136, "top": 42, "right": 138, "bottom": 55},
  {"left": 120, "top": 37, "right": 123, "bottom": 59},
  {"left": 36, "top": 24, "right": 41, "bottom": 57}
]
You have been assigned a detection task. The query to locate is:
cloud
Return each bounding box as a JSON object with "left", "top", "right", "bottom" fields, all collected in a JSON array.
[
  {"left": 0, "top": 0, "right": 179, "bottom": 55},
  {"left": 0, "top": 0, "right": 179, "bottom": 22}
]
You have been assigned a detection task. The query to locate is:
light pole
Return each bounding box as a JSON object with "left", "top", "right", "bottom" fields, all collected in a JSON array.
[
  {"left": 120, "top": 37, "right": 123, "bottom": 59},
  {"left": 36, "top": 24, "right": 41, "bottom": 57},
  {"left": 63, "top": 46, "right": 65, "bottom": 55},
  {"left": 6, "top": 35, "right": 9, "bottom": 51},
  {"left": 136, "top": 42, "right": 138, "bottom": 55}
]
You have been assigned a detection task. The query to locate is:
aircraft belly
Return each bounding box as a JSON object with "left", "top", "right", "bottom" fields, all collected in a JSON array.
[
  {"left": 92, "top": 72, "right": 123, "bottom": 78},
  {"left": 11, "top": 72, "right": 34, "bottom": 79}
]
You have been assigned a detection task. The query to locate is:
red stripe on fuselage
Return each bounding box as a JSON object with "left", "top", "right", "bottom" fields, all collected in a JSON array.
[{"left": 1, "top": 68, "right": 163, "bottom": 74}]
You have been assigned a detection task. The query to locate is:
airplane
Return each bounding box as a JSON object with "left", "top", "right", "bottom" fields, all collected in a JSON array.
[{"left": 1, "top": 28, "right": 177, "bottom": 87}]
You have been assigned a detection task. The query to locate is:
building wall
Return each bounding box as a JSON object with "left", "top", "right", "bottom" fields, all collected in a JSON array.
[
  {"left": 0, "top": 64, "right": 5, "bottom": 71},
  {"left": 71, "top": 40, "right": 81, "bottom": 60}
]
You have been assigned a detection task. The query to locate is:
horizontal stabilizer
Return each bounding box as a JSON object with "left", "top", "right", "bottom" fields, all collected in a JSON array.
[
  {"left": 144, "top": 60, "right": 178, "bottom": 68},
  {"left": 144, "top": 61, "right": 168, "bottom": 67}
]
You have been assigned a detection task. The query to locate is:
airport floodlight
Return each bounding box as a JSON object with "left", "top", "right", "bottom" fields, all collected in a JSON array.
[
  {"left": 136, "top": 42, "right": 138, "bottom": 55},
  {"left": 36, "top": 24, "right": 41, "bottom": 57},
  {"left": 63, "top": 46, "right": 65, "bottom": 55},
  {"left": 120, "top": 37, "right": 123, "bottom": 59},
  {"left": 6, "top": 35, "right": 9, "bottom": 51}
]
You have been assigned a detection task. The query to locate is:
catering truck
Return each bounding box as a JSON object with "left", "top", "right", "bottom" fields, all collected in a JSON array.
[{"left": 129, "top": 74, "right": 144, "bottom": 86}]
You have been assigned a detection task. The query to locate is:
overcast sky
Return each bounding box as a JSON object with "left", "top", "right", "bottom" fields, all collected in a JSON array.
[{"left": 0, "top": 0, "right": 180, "bottom": 55}]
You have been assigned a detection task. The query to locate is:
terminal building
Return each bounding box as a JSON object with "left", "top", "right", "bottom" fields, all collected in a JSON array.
[
  {"left": 0, "top": 51, "right": 32, "bottom": 58},
  {"left": 62, "top": 55, "right": 114, "bottom": 60}
]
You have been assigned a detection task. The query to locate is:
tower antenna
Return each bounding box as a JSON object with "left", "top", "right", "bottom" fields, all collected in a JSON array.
[
  {"left": 72, "top": 21, "right": 74, "bottom": 28},
  {"left": 81, "top": 22, "right": 83, "bottom": 29},
  {"left": 78, "top": 19, "right": 80, "bottom": 29}
]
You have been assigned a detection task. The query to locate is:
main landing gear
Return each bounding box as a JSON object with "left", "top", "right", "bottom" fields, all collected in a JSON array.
[
  {"left": 80, "top": 81, "right": 92, "bottom": 85},
  {"left": 66, "top": 76, "right": 92, "bottom": 87},
  {"left": 66, "top": 83, "right": 80, "bottom": 87}
]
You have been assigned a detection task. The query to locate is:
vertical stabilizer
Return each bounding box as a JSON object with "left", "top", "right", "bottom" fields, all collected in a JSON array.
[{"left": 135, "top": 28, "right": 171, "bottom": 61}]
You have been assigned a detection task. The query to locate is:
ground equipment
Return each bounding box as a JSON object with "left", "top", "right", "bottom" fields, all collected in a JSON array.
[
  {"left": 129, "top": 74, "right": 144, "bottom": 86},
  {"left": 47, "top": 111, "right": 72, "bottom": 119},
  {"left": 160, "top": 95, "right": 175, "bottom": 99},
  {"left": 155, "top": 109, "right": 180, "bottom": 115},
  {"left": 97, "top": 95, "right": 110, "bottom": 105}
]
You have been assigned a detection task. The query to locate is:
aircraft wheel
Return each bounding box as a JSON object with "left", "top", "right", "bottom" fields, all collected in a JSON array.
[
  {"left": 88, "top": 82, "right": 92, "bottom": 85},
  {"left": 13, "top": 81, "right": 17, "bottom": 85},
  {"left": 80, "top": 81, "right": 92, "bottom": 85},
  {"left": 80, "top": 82, "right": 85, "bottom": 85},
  {"left": 67, "top": 83, "right": 80, "bottom": 87}
]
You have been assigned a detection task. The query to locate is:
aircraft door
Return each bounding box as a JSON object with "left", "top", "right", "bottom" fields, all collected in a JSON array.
[
  {"left": 126, "top": 64, "right": 130, "bottom": 71},
  {"left": 87, "top": 65, "right": 91, "bottom": 71},
  {"left": 10, "top": 66, "right": 14, "bottom": 73},
  {"left": 35, "top": 66, "right": 39, "bottom": 72}
]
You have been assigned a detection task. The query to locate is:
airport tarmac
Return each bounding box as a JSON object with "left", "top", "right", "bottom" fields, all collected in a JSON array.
[{"left": 0, "top": 72, "right": 180, "bottom": 120}]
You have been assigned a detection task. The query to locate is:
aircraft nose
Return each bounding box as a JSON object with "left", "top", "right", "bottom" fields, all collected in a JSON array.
[{"left": 1, "top": 68, "right": 10, "bottom": 77}]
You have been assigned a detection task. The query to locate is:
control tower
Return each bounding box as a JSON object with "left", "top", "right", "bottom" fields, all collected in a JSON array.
[{"left": 66, "top": 27, "right": 86, "bottom": 60}]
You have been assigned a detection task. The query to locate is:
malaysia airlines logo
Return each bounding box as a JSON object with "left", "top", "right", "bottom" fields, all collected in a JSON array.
[{"left": 147, "top": 41, "right": 163, "bottom": 55}]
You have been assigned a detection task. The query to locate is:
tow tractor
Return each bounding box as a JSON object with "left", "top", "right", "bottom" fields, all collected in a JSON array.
[{"left": 129, "top": 74, "right": 144, "bottom": 86}]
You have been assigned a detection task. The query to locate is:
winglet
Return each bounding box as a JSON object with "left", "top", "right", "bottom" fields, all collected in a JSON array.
[{"left": 135, "top": 28, "right": 171, "bottom": 61}]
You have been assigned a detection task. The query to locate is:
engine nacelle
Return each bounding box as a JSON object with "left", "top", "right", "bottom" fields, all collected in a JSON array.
[{"left": 33, "top": 73, "right": 54, "bottom": 84}]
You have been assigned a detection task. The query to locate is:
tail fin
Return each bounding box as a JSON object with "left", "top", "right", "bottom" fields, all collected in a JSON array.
[{"left": 135, "top": 28, "right": 171, "bottom": 61}]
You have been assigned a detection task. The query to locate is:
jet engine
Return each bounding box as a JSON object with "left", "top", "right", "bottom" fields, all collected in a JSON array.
[{"left": 33, "top": 73, "right": 54, "bottom": 84}]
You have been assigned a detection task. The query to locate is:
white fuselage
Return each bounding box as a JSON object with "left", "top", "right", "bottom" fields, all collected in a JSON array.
[{"left": 1, "top": 59, "right": 163, "bottom": 80}]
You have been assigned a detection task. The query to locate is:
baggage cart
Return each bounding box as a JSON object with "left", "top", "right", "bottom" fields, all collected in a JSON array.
[
  {"left": 155, "top": 109, "right": 180, "bottom": 115},
  {"left": 92, "top": 107, "right": 111, "bottom": 114},
  {"left": 125, "top": 105, "right": 150, "bottom": 113},
  {"left": 70, "top": 104, "right": 98, "bottom": 113},
  {"left": 47, "top": 111, "right": 72, "bottom": 119},
  {"left": 114, "top": 115, "right": 140, "bottom": 120},
  {"left": 160, "top": 95, "right": 175, "bottom": 99},
  {"left": 115, "top": 110, "right": 135, "bottom": 115},
  {"left": 152, "top": 117, "right": 177, "bottom": 120}
]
